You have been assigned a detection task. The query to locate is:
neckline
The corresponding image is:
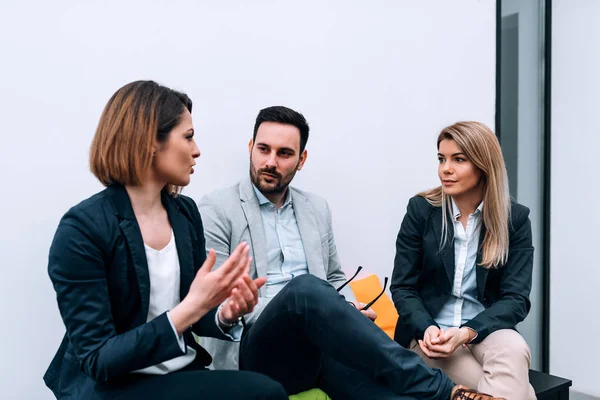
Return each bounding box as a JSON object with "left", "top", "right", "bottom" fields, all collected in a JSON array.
[{"left": 144, "top": 231, "right": 175, "bottom": 254}]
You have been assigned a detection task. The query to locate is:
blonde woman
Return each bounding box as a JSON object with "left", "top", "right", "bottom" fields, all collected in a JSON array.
[{"left": 391, "top": 121, "right": 536, "bottom": 400}]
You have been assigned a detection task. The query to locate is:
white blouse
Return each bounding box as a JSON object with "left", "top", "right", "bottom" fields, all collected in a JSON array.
[{"left": 134, "top": 231, "right": 196, "bottom": 374}]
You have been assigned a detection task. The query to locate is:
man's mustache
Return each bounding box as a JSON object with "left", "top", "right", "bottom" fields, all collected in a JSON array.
[{"left": 259, "top": 168, "right": 281, "bottom": 179}]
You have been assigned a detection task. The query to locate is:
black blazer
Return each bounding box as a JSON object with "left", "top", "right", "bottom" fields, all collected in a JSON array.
[
  {"left": 43, "top": 184, "right": 231, "bottom": 399},
  {"left": 391, "top": 195, "right": 533, "bottom": 348}
]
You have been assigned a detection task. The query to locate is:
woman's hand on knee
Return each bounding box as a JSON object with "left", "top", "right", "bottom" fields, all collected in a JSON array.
[{"left": 423, "top": 327, "right": 472, "bottom": 358}]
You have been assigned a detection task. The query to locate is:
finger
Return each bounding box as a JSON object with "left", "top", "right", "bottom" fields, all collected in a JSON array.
[
  {"left": 438, "top": 331, "right": 453, "bottom": 344},
  {"left": 361, "top": 309, "right": 377, "bottom": 321},
  {"left": 429, "top": 351, "right": 448, "bottom": 359},
  {"left": 230, "top": 249, "right": 249, "bottom": 286},
  {"left": 420, "top": 341, "right": 447, "bottom": 359},
  {"left": 241, "top": 274, "right": 258, "bottom": 292},
  {"left": 236, "top": 277, "right": 256, "bottom": 305},
  {"left": 219, "top": 243, "right": 250, "bottom": 285},
  {"left": 218, "top": 242, "right": 248, "bottom": 278},
  {"left": 225, "top": 244, "right": 250, "bottom": 282},
  {"left": 429, "top": 343, "right": 454, "bottom": 356},
  {"left": 240, "top": 274, "right": 259, "bottom": 303},
  {"left": 424, "top": 332, "right": 435, "bottom": 348},
  {"left": 231, "top": 287, "right": 249, "bottom": 315},
  {"left": 419, "top": 340, "right": 435, "bottom": 358},
  {"left": 197, "top": 249, "right": 217, "bottom": 276},
  {"left": 245, "top": 254, "right": 252, "bottom": 274},
  {"left": 430, "top": 330, "right": 441, "bottom": 344},
  {"left": 254, "top": 276, "right": 267, "bottom": 290}
]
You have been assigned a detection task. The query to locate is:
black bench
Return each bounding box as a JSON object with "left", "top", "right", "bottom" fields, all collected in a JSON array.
[{"left": 530, "top": 369, "right": 572, "bottom": 400}]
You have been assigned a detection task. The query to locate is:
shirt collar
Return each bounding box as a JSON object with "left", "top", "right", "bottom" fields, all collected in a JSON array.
[
  {"left": 450, "top": 197, "right": 484, "bottom": 221},
  {"left": 252, "top": 184, "right": 292, "bottom": 208}
]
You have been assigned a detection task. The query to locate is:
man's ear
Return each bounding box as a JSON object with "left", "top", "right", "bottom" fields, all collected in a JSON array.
[
  {"left": 248, "top": 138, "right": 254, "bottom": 155},
  {"left": 297, "top": 150, "right": 308, "bottom": 171}
]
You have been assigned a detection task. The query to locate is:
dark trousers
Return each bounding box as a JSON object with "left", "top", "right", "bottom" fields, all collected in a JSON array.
[
  {"left": 98, "top": 355, "right": 287, "bottom": 400},
  {"left": 239, "top": 275, "right": 454, "bottom": 400}
]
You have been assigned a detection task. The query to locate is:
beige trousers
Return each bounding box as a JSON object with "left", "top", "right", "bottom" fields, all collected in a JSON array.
[{"left": 410, "top": 329, "right": 536, "bottom": 400}]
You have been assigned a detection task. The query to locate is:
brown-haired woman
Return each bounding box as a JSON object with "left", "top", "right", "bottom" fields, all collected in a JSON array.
[
  {"left": 43, "top": 80, "right": 287, "bottom": 399},
  {"left": 391, "top": 121, "right": 536, "bottom": 399}
]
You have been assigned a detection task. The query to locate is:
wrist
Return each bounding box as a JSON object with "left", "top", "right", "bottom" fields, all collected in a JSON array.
[
  {"left": 217, "top": 303, "right": 238, "bottom": 327},
  {"left": 460, "top": 327, "right": 475, "bottom": 344},
  {"left": 171, "top": 299, "right": 208, "bottom": 335}
]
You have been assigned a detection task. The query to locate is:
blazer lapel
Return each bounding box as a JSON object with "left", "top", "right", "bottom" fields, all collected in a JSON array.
[
  {"left": 292, "top": 190, "right": 326, "bottom": 280},
  {"left": 107, "top": 185, "right": 151, "bottom": 319},
  {"left": 431, "top": 205, "right": 455, "bottom": 284},
  {"left": 475, "top": 223, "right": 489, "bottom": 300},
  {"left": 163, "top": 192, "right": 195, "bottom": 300},
  {"left": 239, "top": 179, "right": 269, "bottom": 293}
]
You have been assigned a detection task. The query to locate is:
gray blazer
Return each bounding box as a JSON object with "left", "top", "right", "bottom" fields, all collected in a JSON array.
[{"left": 198, "top": 177, "right": 355, "bottom": 370}]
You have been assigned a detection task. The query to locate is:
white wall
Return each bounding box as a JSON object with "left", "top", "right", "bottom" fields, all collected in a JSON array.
[
  {"left": 0, "top": 1, "right": 495, "bottom": 398},
  {"left": 551, "top": 0, "right": 600, "bottom": 396}
]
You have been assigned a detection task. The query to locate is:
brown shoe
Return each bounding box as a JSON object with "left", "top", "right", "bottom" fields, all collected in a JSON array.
[{"left": 451, "top": 385, "right": 506, "bottom": 400}]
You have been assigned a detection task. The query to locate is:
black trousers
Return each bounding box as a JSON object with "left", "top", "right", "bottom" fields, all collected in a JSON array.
[
  {"left": 98, "top": 355, "right": 287, "bottom": 400},
  {"left": 239, "top": 274, "right": 455, "bottom": 400}
]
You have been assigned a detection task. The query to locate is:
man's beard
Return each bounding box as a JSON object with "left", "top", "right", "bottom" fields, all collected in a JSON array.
[{"left": 249, "top": 163, "right": 298, "bottom": 195}]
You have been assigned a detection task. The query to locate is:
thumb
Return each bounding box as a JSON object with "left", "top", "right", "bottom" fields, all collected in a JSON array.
[
  {"left": 424, "top": 330, "right": 431, "bottom": 342},
  {"left": 254, "top": 276, "right": 267, "bottom": 289},
  {"left": 431, "top": 329, "right": 442, "bottom": 344},
  {"left": 439, "top": 330, "right": 453, "bottom": 342},
  {"left": 198, "top": 249, "right": 216, "bottom": 276}
]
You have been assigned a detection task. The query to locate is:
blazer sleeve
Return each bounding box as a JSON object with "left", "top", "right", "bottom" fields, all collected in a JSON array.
[
  {"left": 180, "top": 196, "right": 235, "bottom": 340},
  {"left": 323, "top": 201, "right": 356, "bottom": 302},
  {"left": 197, "top": 195, "right": 271, "bottom": 326},
  {"left": 390, "top": 197, "right": 438, "bottom": 340},
  {"left": 462, "top": 206, "right": 534, "bottom": 343},
  {"left": 48, "top": 210, "right": 184, "bottom": 383}
]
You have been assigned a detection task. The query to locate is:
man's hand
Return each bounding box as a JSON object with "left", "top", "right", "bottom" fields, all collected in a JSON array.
[
  {"left": 219, "top": 275, "right": 267, "bottom": 325},
  {"left": 419, "top": 327, "right": 473, "bottom": 359},
  {"left": 350, "top": 301, "right": 377, "bottom": 321}
]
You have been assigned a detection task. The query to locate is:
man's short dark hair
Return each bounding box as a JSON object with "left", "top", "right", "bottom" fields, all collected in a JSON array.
[{"left": 253, "top": 106, "right": 310, "bottom": 153}]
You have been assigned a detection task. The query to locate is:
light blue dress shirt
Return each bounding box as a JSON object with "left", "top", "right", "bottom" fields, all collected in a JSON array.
[
  {"left": 253, "top": 185, "right": 309, "bottom": 298},
  {"left": 434, "top": 198, "right": 486, "bottom": 330}
]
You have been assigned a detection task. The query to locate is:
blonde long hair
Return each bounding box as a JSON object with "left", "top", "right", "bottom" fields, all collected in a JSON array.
[{"left": 419, "top": 121, "right": 511, "bottom": 268}]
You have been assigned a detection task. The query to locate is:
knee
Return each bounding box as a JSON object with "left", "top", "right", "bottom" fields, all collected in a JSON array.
[
  {"left": 282, "top": 274, "right": 327, "bottom": 299},
  {"left": 253, "top": 375, "right": 287, "bottom": 399},
  {"left": 491, "top": 330, "right": 532, "bottom": 363},
  {"left": 509, "top": 338, "right": 531, "bottom": 364}
]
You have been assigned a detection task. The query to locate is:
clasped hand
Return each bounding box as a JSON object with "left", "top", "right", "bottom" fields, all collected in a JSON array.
[{"left": 418, "top": 326, "right": 473, "bottom": 359}]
